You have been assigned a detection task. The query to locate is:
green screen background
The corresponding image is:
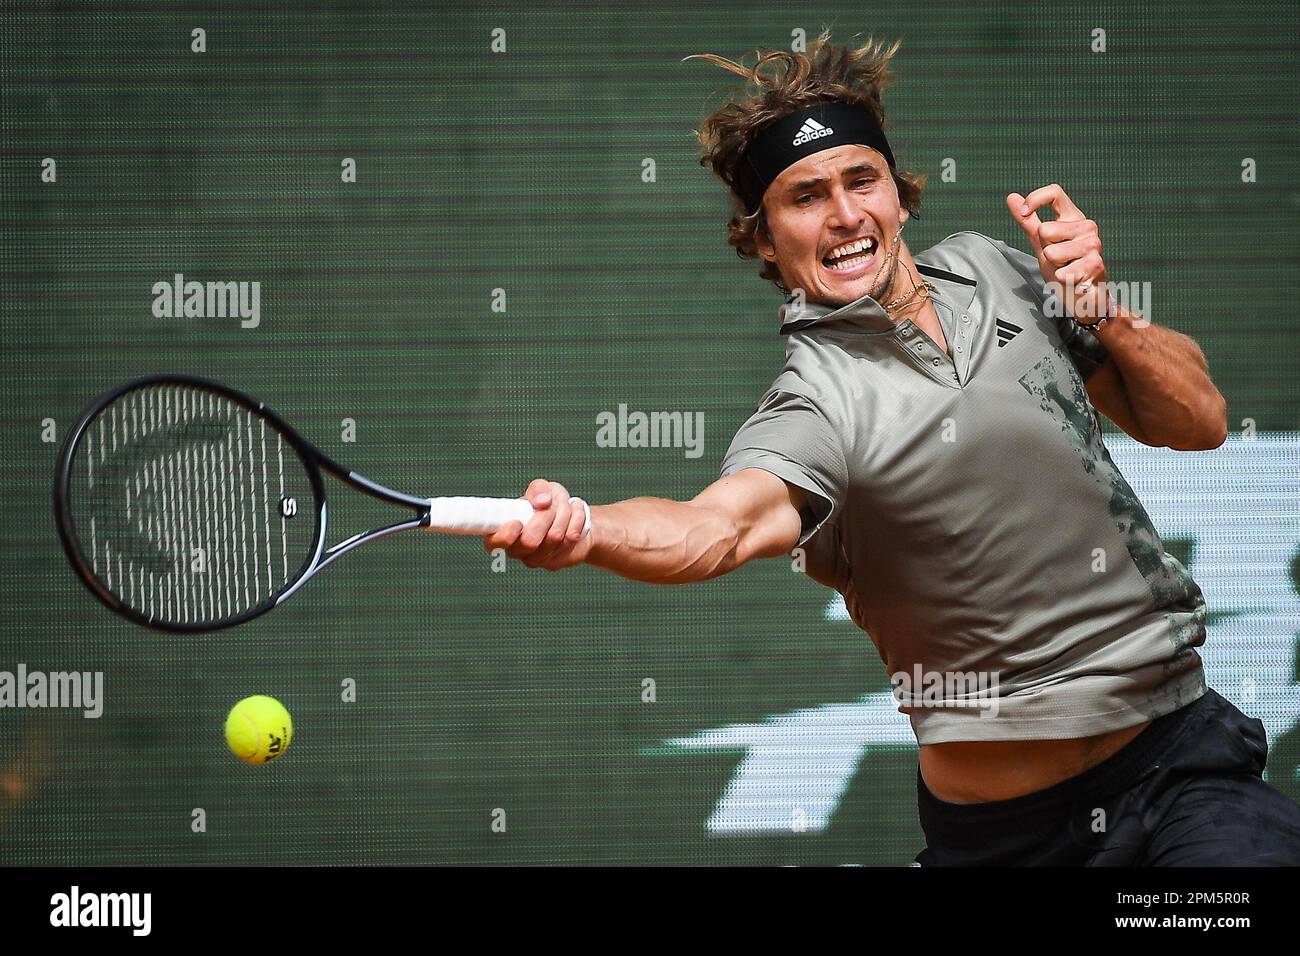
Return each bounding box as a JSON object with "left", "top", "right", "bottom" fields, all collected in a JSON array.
[{"left": 2, "top": 1, "right": 1297, "bottom": 865}]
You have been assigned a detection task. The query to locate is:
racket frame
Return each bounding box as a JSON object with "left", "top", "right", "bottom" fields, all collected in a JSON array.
[{"left": 54, "top": 373, "right": 438, "bottom": 633}]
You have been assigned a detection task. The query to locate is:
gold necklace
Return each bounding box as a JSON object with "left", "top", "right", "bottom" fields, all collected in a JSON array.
[
  {"left": 881, "top": 271, "right": 936, "bottom": 316},
  {"left": 875, "top": 230, "right": 936, "bottom": 316}
]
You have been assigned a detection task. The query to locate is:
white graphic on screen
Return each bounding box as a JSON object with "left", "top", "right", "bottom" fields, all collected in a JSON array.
[{"left": 659, "top": 434, "right": 1300, "bottom": 834}]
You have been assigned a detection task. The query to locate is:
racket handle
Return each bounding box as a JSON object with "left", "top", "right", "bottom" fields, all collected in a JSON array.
[{"left": 425, "top": 496, "right": 592, "bottom": 537}]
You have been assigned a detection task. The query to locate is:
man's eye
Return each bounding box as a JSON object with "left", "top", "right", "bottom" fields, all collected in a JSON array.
[{"left": 796, "top": 179, "right": 872, "bottom": 204}]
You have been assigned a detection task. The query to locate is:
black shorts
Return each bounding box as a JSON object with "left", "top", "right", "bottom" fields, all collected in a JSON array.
[{"left": 913, "top": 688, "right": 1300, "bottom": 866}]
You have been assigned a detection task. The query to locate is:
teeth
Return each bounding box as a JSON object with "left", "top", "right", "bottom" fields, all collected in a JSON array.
[
  {"left": 825, "top": 236, "right": 878, "bottom": 270},
  {"left": 826, "top": 237, "right": 878, "bottom": 262}
]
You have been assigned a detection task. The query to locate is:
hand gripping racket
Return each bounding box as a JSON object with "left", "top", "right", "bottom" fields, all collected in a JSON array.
[{"left": 53, "top": 375, "right": 589, "bottom": 632}]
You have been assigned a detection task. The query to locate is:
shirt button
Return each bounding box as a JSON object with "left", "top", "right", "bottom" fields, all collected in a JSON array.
[
  {"left": 901, "top": 328, "right": 912, "bottom": 337},
  {"left": 956, "top": 345, "right": 963, "bottom": 353},
  {"left": 932, "top": 358, "right": 941, "bottom": 366},
  {"left": 961, "top": 314, "right": 970, "bottom": 323},
  {"left": 915, "top": 344, "right": 924, "bottom": 352}
]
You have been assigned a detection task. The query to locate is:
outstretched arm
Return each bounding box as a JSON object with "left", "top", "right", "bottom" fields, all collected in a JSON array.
[{"left": 482, "top": 468, "right": 806, "bottom": 584}]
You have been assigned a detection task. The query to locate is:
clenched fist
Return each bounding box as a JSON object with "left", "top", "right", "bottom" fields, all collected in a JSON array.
[{"left": 1007, "top": 184, "right": 1117, "bottom": 324}]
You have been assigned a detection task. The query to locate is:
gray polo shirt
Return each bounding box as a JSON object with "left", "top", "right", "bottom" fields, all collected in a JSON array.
[{"left": 720, "top": 230, "right": 1208, "bottom": 745}]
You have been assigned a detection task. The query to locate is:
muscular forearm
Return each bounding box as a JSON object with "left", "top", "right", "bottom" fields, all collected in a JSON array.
[
  {"left": 1093, "top": 309, "right": 1228, "bottom": 449},
  {"left": 584, "top": 497, "right": 740, "bottom": 584}
]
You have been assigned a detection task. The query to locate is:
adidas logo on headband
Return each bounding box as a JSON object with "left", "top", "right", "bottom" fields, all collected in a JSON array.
[
  {"left": 734, "top": 102, "right": 896, "bottom": 214},
  {"left": 792, "top": 117, "right": 834, "bottom": 146}
]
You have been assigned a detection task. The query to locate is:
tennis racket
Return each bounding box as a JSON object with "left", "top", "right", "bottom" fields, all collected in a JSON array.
[{"left": 53, "top": 374, "right": 589, "bottom": 632}]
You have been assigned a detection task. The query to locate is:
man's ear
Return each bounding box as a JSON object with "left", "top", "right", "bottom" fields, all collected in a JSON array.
[{"left": 755, "top": 214, "right": 777, "bottom": 263}]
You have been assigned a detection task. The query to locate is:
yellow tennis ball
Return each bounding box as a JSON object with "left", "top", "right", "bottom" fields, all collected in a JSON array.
[{"left": 225, "top": 695, "right": 293, "bottom": 765}]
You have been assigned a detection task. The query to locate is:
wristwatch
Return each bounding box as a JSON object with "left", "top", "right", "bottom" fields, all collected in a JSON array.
[{"left": 1076, "top": 288, "right": 1119, "bottom": 333}]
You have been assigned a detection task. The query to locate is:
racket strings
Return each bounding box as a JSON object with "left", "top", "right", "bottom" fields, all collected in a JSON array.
[{"left": 71, "top": 384, "right": 314, "bottom": 625}]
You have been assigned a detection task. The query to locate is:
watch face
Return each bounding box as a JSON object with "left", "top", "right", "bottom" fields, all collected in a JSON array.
[{"left": 1080, "top": 291, "right": 1117, "bottom": 331}]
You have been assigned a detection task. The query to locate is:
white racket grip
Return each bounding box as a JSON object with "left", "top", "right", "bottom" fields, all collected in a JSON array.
[{"left": 425, "top": 495, "right": 592, "bottom": 537}]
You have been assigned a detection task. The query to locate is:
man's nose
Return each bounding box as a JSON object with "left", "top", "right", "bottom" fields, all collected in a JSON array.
[{"left": 826, "top": 187, "right": 863, "bottom": 229}]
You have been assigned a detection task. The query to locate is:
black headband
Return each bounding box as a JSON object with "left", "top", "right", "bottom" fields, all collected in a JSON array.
[{"left": 734, "top": 100, "right": 896, "bottom": 215}]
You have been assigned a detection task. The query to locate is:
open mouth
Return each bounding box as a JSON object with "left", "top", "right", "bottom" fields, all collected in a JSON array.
[{"left": 822, "top": 235, "right": 879, "bottom": 275}]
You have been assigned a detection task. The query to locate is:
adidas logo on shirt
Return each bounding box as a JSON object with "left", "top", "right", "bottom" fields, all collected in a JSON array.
[
  {"left": 792, "top": 118, "right": 833, "bottom": 146},
  {"left": 996, "top": 317, "right": 1023, "bottom": 348}
]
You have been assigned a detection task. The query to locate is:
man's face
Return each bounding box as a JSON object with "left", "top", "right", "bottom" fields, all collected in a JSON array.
[{"left": 755, "top": 144, "right": 909, "bottom": 308}]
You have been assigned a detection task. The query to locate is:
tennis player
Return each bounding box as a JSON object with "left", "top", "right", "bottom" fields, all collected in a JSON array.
[{"left": 484, "top": 33, "right": 1300, "bottom": 865}]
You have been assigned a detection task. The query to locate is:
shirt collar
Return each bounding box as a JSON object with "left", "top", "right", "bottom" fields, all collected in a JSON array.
[{"left": 777, "top": 258, "right": 979, "bottom": 336}]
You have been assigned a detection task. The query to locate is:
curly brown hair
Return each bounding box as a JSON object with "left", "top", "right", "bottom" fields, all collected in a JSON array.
[{"left": 685, "top": 30, "right": 926, "bottom": 294}]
